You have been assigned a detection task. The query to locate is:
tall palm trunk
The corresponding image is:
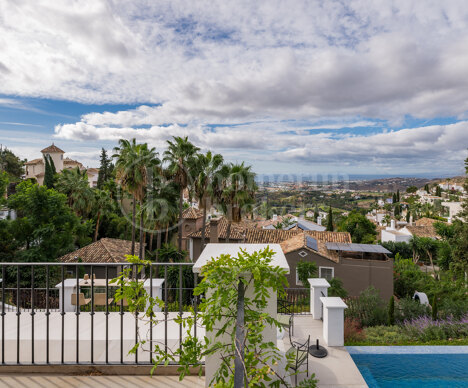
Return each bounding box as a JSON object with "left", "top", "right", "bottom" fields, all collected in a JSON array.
[
  {"left": 139, "top": 201, "right": 144, "bottom": 259},
  {"left": 200, "top": 201, "right": 207, "bottom": 254},
  {"left": 178, "top": 187, "right": 183, "bottom": 250},
  {"left": 131, "top": 195, "right": 136, "bottom": 255},
  {"left": 94, "top": 212, "right": 101, "bottom": 242},
  {"left": 156, "top": 228, "right": 161, "bottom": 260},
  {"left": 149, "top": 231, "right": 154, "bottom": 252},
  {"left": 165, "top": 225, "right": 169, "bottom": 243},
  {"left": 226, "top": 206, "right": 232, "bottom": 243}
]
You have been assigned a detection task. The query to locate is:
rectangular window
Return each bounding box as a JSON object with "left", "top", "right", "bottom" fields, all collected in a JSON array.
[{"left": 319, "top": 266, "right": 334, "bottom": 281}]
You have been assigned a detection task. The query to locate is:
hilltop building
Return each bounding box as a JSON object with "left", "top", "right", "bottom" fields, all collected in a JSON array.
[{"left": 24, "top": 144, "right": 98, "bottom": 187}]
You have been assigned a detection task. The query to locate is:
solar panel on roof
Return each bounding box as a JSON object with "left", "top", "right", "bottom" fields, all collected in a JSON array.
[
  {"left": 306, "top": 236, "right": 318, "bottom": 251},
  {"left": 325, "top": 242, "right": 391, "bottom": 254}
]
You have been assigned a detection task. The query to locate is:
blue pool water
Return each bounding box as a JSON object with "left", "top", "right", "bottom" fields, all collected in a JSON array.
[{"left": 347, "top": 346, "right": 468, "bottom": 388}]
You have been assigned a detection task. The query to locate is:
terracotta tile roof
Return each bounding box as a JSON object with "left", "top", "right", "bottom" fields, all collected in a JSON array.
[
  {"left": 41, "top": 144, "right": 65, "bottom": 154},
  {"left": 58, "top": 238, "right": 142, "bottom": 263},
  {"left": 304, "top": 230, "right": 352, "bottom": 243},
  {"left": 406, "top": 225, "right": 439, "bottom": 239},
  {"left": 414, "top": 217, "right": 444, "bottom": 227},
  {"left": 280, "top": 231, "right": 353, "bottom": 262},
  {"left": 182, "top": 207, "right": 203, "bottom": 220},
  {"left": 188, "top": 217, "right": 246, "bottom": 240},
  {"left": 244, "top": 229, "right": 301, "bottom": 244},
  {"left": 25, "top": 158, "right": 44, "bottom": 165},
  {"left": 63, "top": 158, "right": 81, "bottom": 164},
  {"left": 280, "top": 233, "right": 305, "bottom": 254},
  {"left": 189, "top": 217, "right": 298, "bottom": 242}
]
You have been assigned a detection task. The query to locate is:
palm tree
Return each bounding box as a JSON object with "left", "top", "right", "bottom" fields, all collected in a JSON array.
[
  {"left": 92, "top": 189, "right": 114, "bottom": 241},
  {"left": 191, "top": 151, "right": 224, "bottom": 253},
  {"left": 113, "top": 139, "right": 160, "bottom": 257},
  {"left": 163, "top": 136, "right": 200, "bottom": 251},
  {"left": 215, "top": 162, "right": 257, "bottom": 242},
  {"left": 144, "top": 173, "right": 178, "bottom": 255},
  {"left": 56, "top": 167, "right": 93, "bottom": 216}
]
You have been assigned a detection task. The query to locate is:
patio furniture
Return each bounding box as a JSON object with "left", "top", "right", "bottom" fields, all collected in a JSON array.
[
  {"left": 287, "top": 322, "right": 310, "bottom": 386},
  {"left": 70, "top": 293, "right": 91, "bottom": 310},
  {"left": 286, "top": 314, "right": 311, "bottom": 384},
  {"left": 93, "top": 293, "right": 113, "bottom": 306},
  {"left": 309, "top": 338, "right": 328, "bottom": 358},
  {"left": 277, "top": 299, "right": 294, "bottom": 335}
]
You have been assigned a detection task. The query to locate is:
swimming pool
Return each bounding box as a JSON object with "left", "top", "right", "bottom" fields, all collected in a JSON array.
[{"left": 347, "top": 346, "right": 468, "bottom": 388}]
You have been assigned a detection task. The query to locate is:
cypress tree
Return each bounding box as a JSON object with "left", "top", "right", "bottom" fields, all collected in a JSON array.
[
  {"left": 392, "top": 193, "right": 397, "bottom": 203},
  {"left": 424, "top": 184, "right": 429, "bottom": 192},
  {"left": 406, "top": 210, "right": 411, "bottom": 223},
  {"left": 388, "top": 296, "right": 395, "bottom": 326},
  {"left": 394, "top": 203, "right": 400, "bottom": 217},
  {"left": 396, "top": 189, "right": 400, "bottom": 202},
  {"left": 43, "top": 155, "right": 54, "bottom": 188},
  {"left": 49, "top": 155, "right": 56, "bottom": 175},
  {"left": 326, "top": 206, "right": 333, "bottom": 231},
  {"left": 313, "top": 204, "right": 319, "bottom": 222}
]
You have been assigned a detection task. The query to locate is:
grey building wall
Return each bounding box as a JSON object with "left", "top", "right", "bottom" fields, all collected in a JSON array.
[{"left": 286, "top": 249, "right": 393, "bottom": 300}]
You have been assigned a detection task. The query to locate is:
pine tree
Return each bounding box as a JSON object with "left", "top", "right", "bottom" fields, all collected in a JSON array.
[
  {"left": 43, "top": 155, "right": 54, "bottom": 188},
  {"left": 326, "top": 206, "right": 333, "bottom": 231},
  {"left": 97, "top": 148, "right": 112, "bottom": 189}
]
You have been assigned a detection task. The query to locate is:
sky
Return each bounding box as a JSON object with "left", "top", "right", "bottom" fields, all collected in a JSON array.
[{"left": 0, "top": 0, "right": 467, "bottom": 178}]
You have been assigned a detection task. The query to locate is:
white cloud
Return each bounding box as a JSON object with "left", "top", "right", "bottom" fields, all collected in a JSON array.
[
  {"left": 2, "top": 0, "right": 468, "bottom": 174},
  {"left": 2, "top": 0, "right": 468, "bottom": 120}
]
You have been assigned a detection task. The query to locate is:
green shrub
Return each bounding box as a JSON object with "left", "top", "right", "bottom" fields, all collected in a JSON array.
[
  {"left": 388, "top": 296, "right": 395, "bottom": 326},
  {"left": 439, "top": 298, "right": 468, "bottom": 320},
  {"left": 402, "top": 315, "right": 468, "bottom": 341},
  {"left": 296, "top": 260, "right": 318, "bottom": 286},
  {"left": 344, "top": 318, "right": 366, "bottom": 343},
  {"left": 328, "top": 277, "right": 348, "bottom": 298},
  {"left": 364, "top": 325, "right": 410, "bottom": 344},
  {"left": 345, "top": 287, "right": 387, "bottom": 327},
  {"left": 395, "top": 298, "right": 430, "bottom": 324}
]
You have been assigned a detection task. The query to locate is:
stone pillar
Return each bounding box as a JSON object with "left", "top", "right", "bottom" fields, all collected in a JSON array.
[
  {"left": 143, "top": 278, "right": 165, "bottom": 312},
  {"left": 308, "top": 278, "right": 330, "bottom": 320},
  {"left": 55, "top": 278, "right": 80, "bottom": 312},
  {"left": 320, "top": 297, "right": 347, "bottom": 346}
]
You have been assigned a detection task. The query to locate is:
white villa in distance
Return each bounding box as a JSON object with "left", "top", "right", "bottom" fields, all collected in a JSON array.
[{"left": 25, "top": 143, "right": 99, "bottom": 187}]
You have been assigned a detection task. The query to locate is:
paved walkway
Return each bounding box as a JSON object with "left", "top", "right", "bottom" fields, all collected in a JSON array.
[
  {"left": 280, "top": 315, "right": 367, "bottom": 388},
  {"left": 0, "top": 375, "right": 205, "bottom": 387}
]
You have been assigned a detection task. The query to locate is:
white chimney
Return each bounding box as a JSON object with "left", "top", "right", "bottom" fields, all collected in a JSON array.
[
  {"left": 317, "top": 216, "right": 322, "bottom": 226},
  {"left": 409, "top": 215, "right": 413, "bottom": 226},
  {"left": 272, "top": 214, "right": 278, "bottom": 221},
  {"left": 390, "top": 219, "right": 396, "bottom": 230}
]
